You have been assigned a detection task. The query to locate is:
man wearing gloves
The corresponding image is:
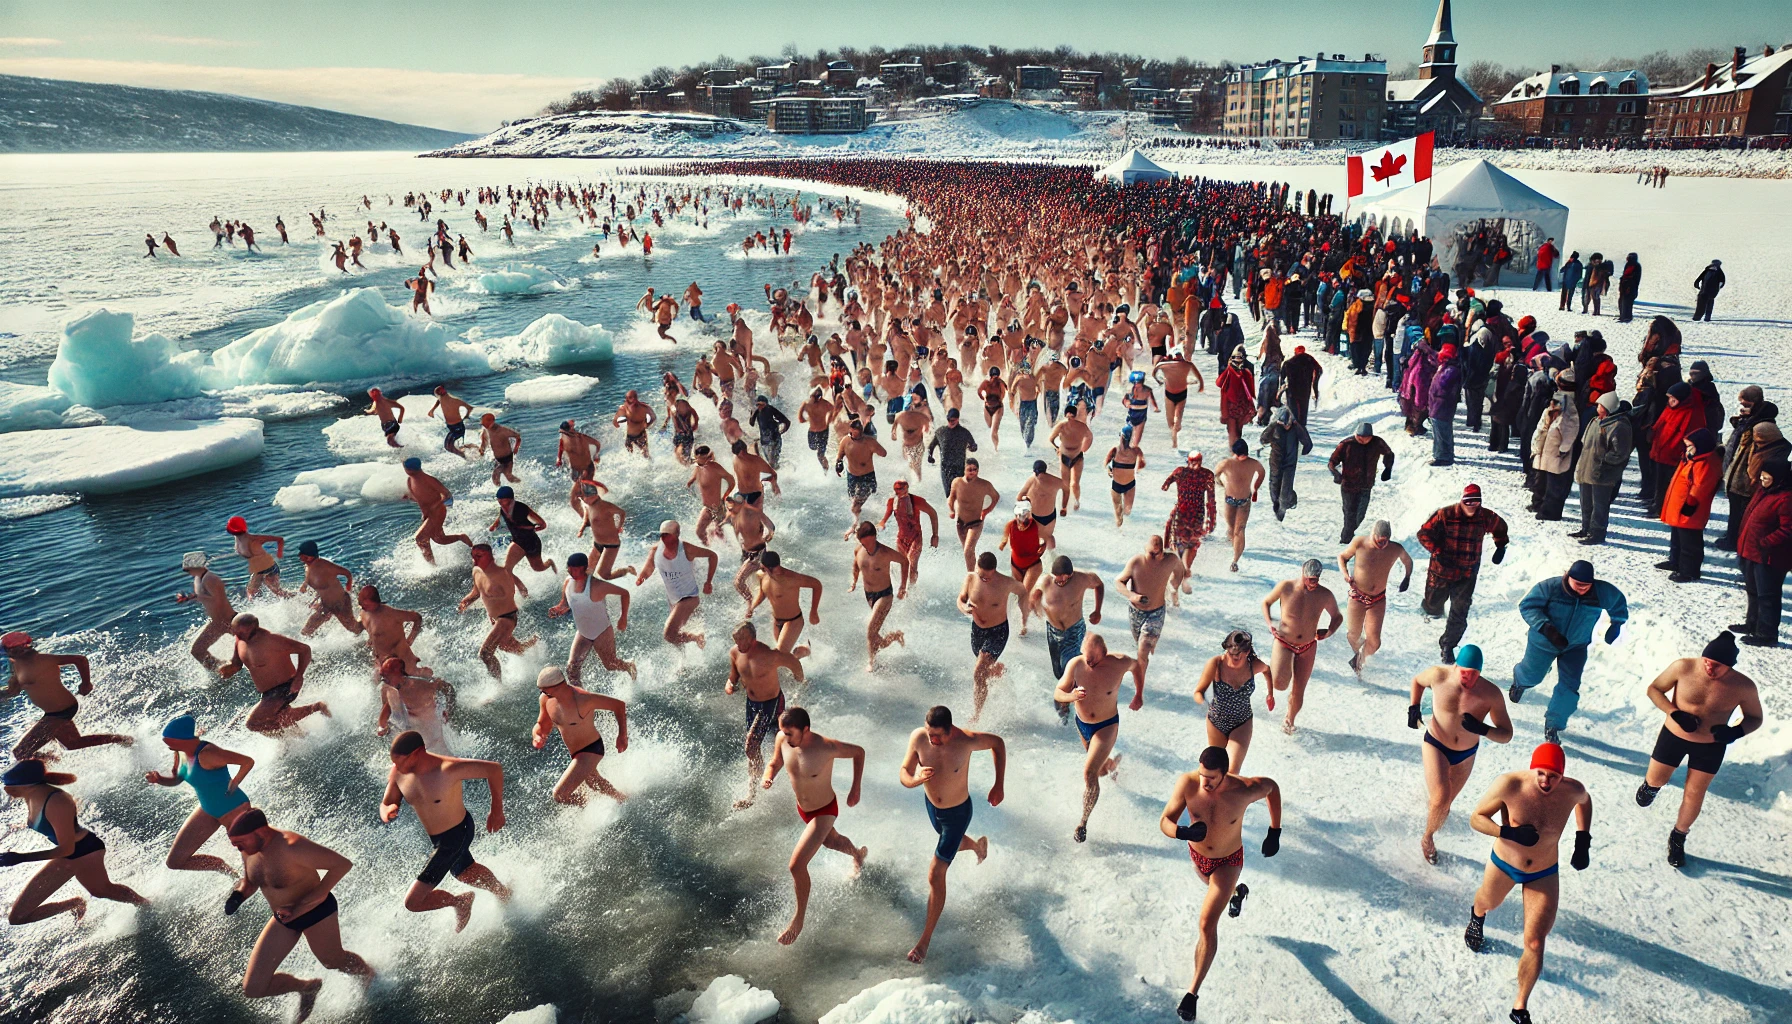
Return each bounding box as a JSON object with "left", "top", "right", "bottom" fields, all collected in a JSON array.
[
  {"left": 1328, "top": 421, "right": 1396, "bottom": 544},
  {"left": 1637, "top": 632, "right": 1763, "bottom": 866},
  {"left": 1509, "top": 560, "right": 1629, "bottom": 743},
  {"left": 1416, "top": 485, "right": 1510, "bottom": 663}
]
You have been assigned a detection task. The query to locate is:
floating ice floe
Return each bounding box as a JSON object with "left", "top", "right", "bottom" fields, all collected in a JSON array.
[
  {"left": 0, "top": 381, "right": 102, "bottom": 432},
  {"left": 0, "top": 417, "right": 263, "bottom": 497},
  {"left": 274, "top": 461, "right": 409, "bottom": 511},
  {"left": 504, "top": 374, "right": 600, "bottom": 406},
  {"left": 819, "top": 978, "right": 1013, "bottom": 1024},
  {"left": 483, "top": 313, "right": 615, "bottom": 368},
  {"left": 321, "top": 394, "right": 495, "bottom": 458},
  {"left": 465, "top": 261, "right": 574, "bottom": 296},
  {"left": 685, "top": 976, "right": 779, "bottom": 1024},
  {"left": 0, "top": 494, "right": 80, "bottom": 519},
  {"left": 48, "top": 308, "right": 209, "bottom": 407},
  {"left": 210, "top": 288, "right": 489, "bottom": 387},
  {"left": 495, "top": 1004, "right": 557, "bottom": 1024}
]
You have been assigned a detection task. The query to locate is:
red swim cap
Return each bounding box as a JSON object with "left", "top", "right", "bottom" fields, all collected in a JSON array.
[
  {"left": 1531, "top": 743, "right": 1566, "bottom": 774},
  {"left": 1, "top": 631, "right": 32, "bottom": 649},
  {"left": 225, "top": 515, "right": 248, "bottom": 534},
  {"left": 379, "top": 657, "right": 405, "bottom": 676}
]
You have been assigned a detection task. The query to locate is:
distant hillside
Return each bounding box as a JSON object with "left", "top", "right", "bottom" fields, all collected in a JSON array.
[{"left": 0, "top": 75, "right": 473, "bottom": 153}]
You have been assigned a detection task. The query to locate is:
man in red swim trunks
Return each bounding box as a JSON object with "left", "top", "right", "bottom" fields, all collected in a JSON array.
[
  {"left": 999, "top": 501, "right": 1046, "bottom": 634},
  {"left": 1260, "top": 559, "right": 1342, "bottom": 734},
  {"left": 1159, "top": 745, "right": 1282, "bottom": 1022},
  {"left": 878, "top": 478, "right": 939, "bottom": 584},
  {"left": 760, "top": 706, "right": 867, "bottom": 946}
]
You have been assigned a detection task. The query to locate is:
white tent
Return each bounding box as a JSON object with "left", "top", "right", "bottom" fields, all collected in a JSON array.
[
  {"left": 1097, "top": 149, "right": 1174, "bottom": 185},
  {"left": 1353, "top": 158, "right": 1568, "bottom": 276}
]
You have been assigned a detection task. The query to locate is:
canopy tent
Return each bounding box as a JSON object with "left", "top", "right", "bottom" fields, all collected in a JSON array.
[
  {"left": 1353, "top": 158, "right": 1568, "bottom": 277},
  {"left": 1097, "top": 148, "right": 1175, "bottom": 185}
]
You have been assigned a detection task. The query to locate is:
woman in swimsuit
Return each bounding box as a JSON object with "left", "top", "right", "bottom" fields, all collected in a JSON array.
[
  {"left": 144, "top": 713, "right": 254, "bottom": 877},
  {"left": 226, "top": 516, "right": 293, "bottom": 599},
  {"left": 1, "top": 759, "right": 148, "bottom": 924},
  {"left": 1104, "top": 425, "right": 1146, "bottom": 527},
  {"left": 1193, "top": 630, "right": 1273, "bottom": 772}
]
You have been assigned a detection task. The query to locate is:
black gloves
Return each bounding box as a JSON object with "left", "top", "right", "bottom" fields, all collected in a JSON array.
[
  {"left": 1176, "top": 821, "right": 1208, "bottom": 843},
  {"left": 1540, "top": 623, "right": 1570, "bottom": 648},
  {"left": 1499, "top": 823, "right": 1540, "bottom": 847},
  {"left": 224, "top": 889, "right": 249, "bottom": 916},
  {"left": 0, "top": 851, "right": 24, "bottom": 868},
  {"left": 1262, "top": 827, "right": 1282, "bottom": 858},
  {"left": 1711, "top": 723, "right": 1745, "bottom": 745},
  {"left": 1669, "top": 710, "right": 1702, "bottom": 733},
  {"left": 1679, "top": 502, "right": 1697, "bottom": 518},
  {"left": 1331, "top": 469, "right": 1343, "bottom": 484},
  {"left": 1492, "top": 545, "right": 1507, "bottom": 565},
  {"left": 1571, "top": 829, "right": 1591, "bottom": 871},
  {"left": 1381, "top": 466, "right": 1393, "bottom": 481},
  {"left": 1605, "top": 623, "right": 1622, "bottom": 645},
  {"left": 1460, "top": 712, "right": 1491, "bottom": 736},
  {"left": 1408, "top": 703, "right": 1423, "bottom": 729},
  {"left": 1398, "top": 576, "right": 1410, "bottom": 592}
]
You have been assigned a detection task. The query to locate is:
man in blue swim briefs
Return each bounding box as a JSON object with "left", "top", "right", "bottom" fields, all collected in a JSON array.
[
  {"left": 1407, "top": 645, "right": 1513, "bottom": 865},
  {"left": 898, "top": 705, "right": 1005, "bottom": 965},
  {"left": 1053, "top": 633, "right": 1142, "bottom": 844},
  {"left": 1464, "top": 742, "right": 1592, "bottom": 1024}
]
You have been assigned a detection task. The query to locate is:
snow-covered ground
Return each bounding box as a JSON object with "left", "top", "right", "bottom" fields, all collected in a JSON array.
[
  {"left": 0, "top": 154, "right": 1786, "bottom": 1024},
  {"left": 435, "top": 103, "right": 1792, "bottom": 178}
]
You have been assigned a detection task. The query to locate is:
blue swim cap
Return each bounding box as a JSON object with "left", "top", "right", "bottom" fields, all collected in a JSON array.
[
  {"left": 402, "top": 457, "right": 422, "bottom": 471},
  {"left": 163, "top": 714, "right": 197, "bottom": 740},
  {"left": 1455, "top": 645, "right": 1484, "bottom": 671},
  {"left": 496, "top": 486, "right": 514, "bottom": 500},
  {"left": 2, "top": 760, "right": 47, "bottom": 786},
  {"left": 1130, "top": 370, "right": 1146, "bottom": 383}
]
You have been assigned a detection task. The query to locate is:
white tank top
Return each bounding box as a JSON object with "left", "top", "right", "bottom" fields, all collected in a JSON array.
[
  {"left": 656, "top": 541, "right": 700, "bottom": 602},
  {"left": 564, "top": 577, "right": 613, "bottom": 639}
]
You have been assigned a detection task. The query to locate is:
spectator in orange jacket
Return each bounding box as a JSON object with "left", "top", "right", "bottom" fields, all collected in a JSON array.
[{"left": 1660, "top": 427, "right": 1721, "bottom": 582}]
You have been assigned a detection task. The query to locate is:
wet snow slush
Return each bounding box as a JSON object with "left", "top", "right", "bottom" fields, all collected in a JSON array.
[{"left": 0, "top": 152, "right": 1787, "bottom": 1024}]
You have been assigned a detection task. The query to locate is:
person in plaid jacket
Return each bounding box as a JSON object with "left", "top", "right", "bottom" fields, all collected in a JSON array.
[{"left": 1416, "top": 485, "right": 1510, "bottom": 663}]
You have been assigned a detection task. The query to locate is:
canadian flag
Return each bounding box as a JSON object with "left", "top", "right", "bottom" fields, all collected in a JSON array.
[{"left": 1346, "top": 131, "right": 1435, "bottom": 199}]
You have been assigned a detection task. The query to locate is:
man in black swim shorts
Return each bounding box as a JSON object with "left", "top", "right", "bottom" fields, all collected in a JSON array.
[{"left": 379, "top": 731, "right": 511, "bottom": 929}]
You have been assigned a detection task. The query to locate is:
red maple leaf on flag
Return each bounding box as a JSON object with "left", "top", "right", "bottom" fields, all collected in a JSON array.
[{"left": 1370, "top": 150, "right": 1407, "bottom": 183}]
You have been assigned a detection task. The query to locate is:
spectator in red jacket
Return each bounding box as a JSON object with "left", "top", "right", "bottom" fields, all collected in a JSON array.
[
  {"left": 1533, "top": 238, "right": 1559, "bottom": 292},
  {"left": 1736, "top": 459, "right": 1792, "bottom": 646},
  {"left": 1647, "top": 383, "right": 1700, "bottom": 516},
  {"left": 1660, "top": 427, "right": 1721, "bottom": 582}
]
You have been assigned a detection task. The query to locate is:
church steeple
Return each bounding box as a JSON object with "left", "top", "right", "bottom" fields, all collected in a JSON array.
[{"left": 1418, "top": 0, "right": 1457, "bottom": 81}]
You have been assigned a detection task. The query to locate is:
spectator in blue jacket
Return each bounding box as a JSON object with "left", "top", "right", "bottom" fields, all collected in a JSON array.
[{"left": 1509, "top": 559, "right": 1629, "bottom": 741}]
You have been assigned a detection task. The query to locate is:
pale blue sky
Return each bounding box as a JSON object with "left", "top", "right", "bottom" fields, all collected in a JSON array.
[{"left": 2, "top": 0, "right": 1787, "bottom": 130}]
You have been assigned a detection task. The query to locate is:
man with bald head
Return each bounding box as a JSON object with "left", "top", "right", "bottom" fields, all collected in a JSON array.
[{"left": 1260, "top": 560, "right": 1341, "bottom": 734}]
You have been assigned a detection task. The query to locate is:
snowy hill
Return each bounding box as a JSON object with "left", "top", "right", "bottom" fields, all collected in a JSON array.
[{"left": 0, "top": 75, "right": 473, "bottom": 153}]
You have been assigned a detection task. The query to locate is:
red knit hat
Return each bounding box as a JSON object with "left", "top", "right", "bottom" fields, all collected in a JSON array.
[
  {"left": 1531, "top": 743, "right": 1566, "bottom": 774},
  {"left": 1461, "top": 484, "right": 1483, "bottom": 503}
]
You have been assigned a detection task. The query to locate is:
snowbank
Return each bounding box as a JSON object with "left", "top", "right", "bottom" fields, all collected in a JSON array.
[
  {"left": 0, "top": 417, "right": 263, "bottom": 497},
  {"left": 274, "top": 461, "right": 410, "bottom": 512},
  {"left": 686, "top": 976, "right": 778, "bottom": 1024},
  {"left": 495, "top": 1005, "right": 557, "bottom": 1024},
  {"left": 465, "top": 262, "right": 574, "bottom": 296},
  {"left": 504, "top": 373, "right": 600, "bottom": 406},
  {"left": 210, "top": 288, "right": 489, "bottom": 387},
  {"left": 820, "top": 979, "right": 988, "bottom": 1024},
  {"left": 482, "top": 313, "right": 615, "bottom": 368},
  {"left": 47, "top": 308, "right": 209, "bottom": 407},
  {"left": 0, "top": 381, "right": 101, "bottom": 432}
]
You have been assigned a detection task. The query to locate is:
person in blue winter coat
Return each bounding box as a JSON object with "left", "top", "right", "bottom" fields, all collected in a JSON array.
[{"left": 1509, "top": 559, "right": 1629, "bottom": 742}]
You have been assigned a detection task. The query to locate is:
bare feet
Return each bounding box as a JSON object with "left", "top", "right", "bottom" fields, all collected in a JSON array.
[
  {"left": 1421, "top": 833, "right": 1438, "bottom": 865},
  {"left": 851, "top": 846, "right": 868, "bottom": 876},
  {"left": 452, "top": 892, "right": 474, "bottom": 932},
  {"left": 1281, "top": 718, "right": 1296, "bottom": 736},
  {"left": 294, "top": 979, "right": 324, "bottom": 1024},
  {"left": 972, "top": 835, "right": 989, "bottom": 864},
  {"left": 70, "top": 897, "right": 88, "bottom": 923},
  {"left": 777, "top": 914, "right": 804, "bottom": 945},
  {"left": 732, "top": 793, "right": 757, "bottom": 811},
  {"left": 906, "top": 943, "right": 928, "bottom": 964}
]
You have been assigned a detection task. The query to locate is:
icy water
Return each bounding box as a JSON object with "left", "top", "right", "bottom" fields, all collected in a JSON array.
[{"left": 0, "top": 154, "right": 1789, "bottom": 1024}]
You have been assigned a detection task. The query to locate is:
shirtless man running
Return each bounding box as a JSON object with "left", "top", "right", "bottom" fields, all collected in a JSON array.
[
  {"left": 226, "top": 810, "right": 374, "bottom": 1022},
  {"left": 898, "top": 705, "right": 1004, "bottom": 964},
  {"left": 532, "top": 666, "right": 628, "bottom": 805},
  {"left": 1031, "top": 555, "right": 1105, "bottom": 721},
  {"left": 402, "top": 457, "right": 473, "bottom": 564},
  {"left": 358, "top": 585, "right": 429, "bottom": 676},
  {"left": 749, "top": 552, "right": 822, "bottom": 658},
  {"left": 379, "top": 731, "right": 510, "bottom": 930},
  {"left": 1338, "top": 520, "right": 1412, "bottom": 674},
  {"left": 1214, "top": 440, "right": 1265, "bottom": 572},
  {"left": 296, "top": 541, "right": 362, "bottom": 637},
  {"left": 477, "top": 413, "right": 521, "bottom": 486},
  {"left": 613, "top": 392, "right": 656, "bottom": 458},
  {"left": 576, "top": 485, "right": 635, "bottom": 581},
  {"left": 1153, "top": 350, "right": 1205, "bottom": 449},
  {"left": 1463, "top": 743, "right": 1592, "bottom": 1024},
  {"left": 556, "top": 421, "right": 602, "bottom": 480},
  {"left": 221, "top": 615, "right": 330, "bottom": 734},
  {"left": 366, "top": 388, "right": 404, "bottom": 448},
  {"left": 457, "top": 544, "right": 538, "bottom": 679},
  {"left": 959, "top": 552, "right": 1028, "bottom": 722},
  {"left": 1046, "top": 403, "right": 1094, "bottom": 512},
  {"left": 1015, "top": 460, "right": 1066, "bottom": 550},
  {"left": 761, "top": 707, "right": 867, "bottom": 944},
  {"left": 1260, "top": 559, "right": 1342, "bottom": 733},
  {"left": 635, "top": 520, "right": 718, "bottom": 648},
  {"left": 835, "top": 420, "right": 887, "bottom": 520},
  {"left": 798, "top": 389, "right": 837, "bottom": 470},
  {"left": 1159, "top": 746, "right": 1283, "bottom": 1022},
  {"left": 1635, "top": 631, "right": 1764, "bottom": 867},
  {"left": 1409, "top": 646, "right": 1514, "bottom": 864},
  {"left": 177, "top": 551, "right": 236, "bottom": 671},
  {"left": 947, "top": 459, "right": 1000, "bottom": 572},
  {"left": 1, "top": 634, "right": 131, "bottom": 760},
  {"left": 848, "top": 521, "right": 910, "bottom": 669},
  {"left": 728, "top": 622, "right": 806, "bottom": 808},
  {"left": 376, "top": 658, "right": 456, "bottom": 753},
  {"left": 426, "top": 386, "right": 474, "bottom": 458},
  {"left": 1116, "top": 535, "right": 1191, "bottom": 691},
  {"left": 892, "top": 397, "right": 934, "bottom": 479},
  {"left": 1054, "top": 634, "right": 1142, "bottom": 843}
]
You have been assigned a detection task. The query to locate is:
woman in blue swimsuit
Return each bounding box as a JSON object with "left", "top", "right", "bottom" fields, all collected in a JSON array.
[{"left": 145, "top": 714, "right": 255, "bottom": 879}]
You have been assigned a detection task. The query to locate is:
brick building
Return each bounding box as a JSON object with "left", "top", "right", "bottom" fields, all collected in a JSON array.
[
  {"left": 1648, "top": 46, "right": 1792, "bottom": 140},
  {"left": 1490, "top": 67, "right": 1649, "bottom": 139},
  {"left": 1224, "top": 55, "right": 1386, "bottom": 140}
]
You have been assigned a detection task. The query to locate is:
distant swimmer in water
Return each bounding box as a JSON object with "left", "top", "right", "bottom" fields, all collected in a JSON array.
[
  {"left": 457, "top": 543, "right": 539, "bottom": 680},
  {"left": 366, "top": 387, "right": 404, "bottom": 448},
  {"left": 427, "top": 385, "right": 473, "bottom": 458},
  {"left": 177, "top": 550, "right": 237, "bottom": 672},
  {"left": 331, "top": 242, "right": 349, "bottom": 273},
  {"left": 407, "top": 271, "right": 433, "bottom": 315},
  {"left": 402, "top": 457, "right": 474, "bottom": 564},
  {"left": 1, "top": 632, "right": 132, "bottom": 760},
  {"left": 295, "top": 541, "right": 363, "bottom": 638},
  {"left": 376, "top": 658, "right": 456, "bottom": 752},
  {"left": 226, "top": 809, "right": 374, "bottom": 1021},
  {"left": 1, "top": 759, "right": 149, "bottom": 925},
  {"left": 221, "top": 614, "right": 330, "bottom": 735},
  {"left": 760, "top": 706, "right": 867, "bottom": 945},
  {"left": 532, "top": 666, "right": 628, "bottom": 805},
  {"left": 358, "top": 585, "right": 430, "bottom": 676},
  {"left": 142, "top": 714, "right": 252, "bottom": 879},
  {"left": 225, "top": 515, "right": 293, "bottom": 599},
  {"left": 898, "top": 705, "right": 1003, "bottom": 963},
  {"left": 379, "top": 730, "right": 511, "bottom": 931}
]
